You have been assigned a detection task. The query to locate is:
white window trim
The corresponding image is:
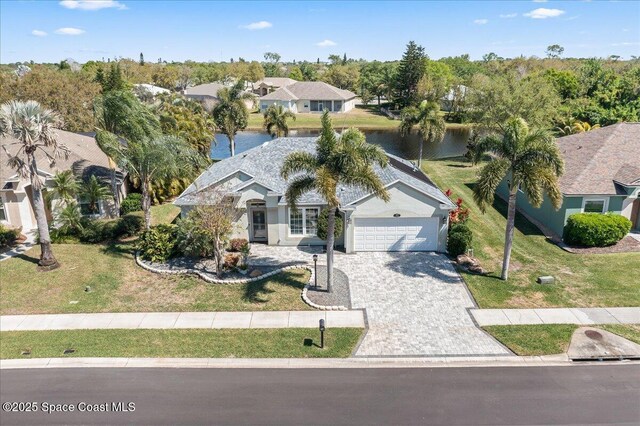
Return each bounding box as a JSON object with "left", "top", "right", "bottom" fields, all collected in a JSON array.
[
  {"left": 581, "top": 197, "right": 608, "bottom": 214},
  {"left": 0, "top": 194, "right": 9, "bottom": 223},
  {"left": 288, "top": 207, "right": 320, "bottom": 237}
]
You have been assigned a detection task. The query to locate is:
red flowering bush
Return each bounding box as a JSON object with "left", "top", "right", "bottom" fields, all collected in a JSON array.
[{"left": 445, "top": 189, "right": 470, "bottom": 225}]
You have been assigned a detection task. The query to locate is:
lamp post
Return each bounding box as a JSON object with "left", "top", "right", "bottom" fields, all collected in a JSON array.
[
  {"left": 312, "top": 254, "right": 318, "bottom": 289},
  {"left": 319, "top": 319, "right": 325, "bottom": 349}
]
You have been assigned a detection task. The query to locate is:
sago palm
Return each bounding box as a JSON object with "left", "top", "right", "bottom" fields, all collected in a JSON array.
[
  {"left": 0, "top": 100, "right": 68, "bottom": 269},
  {"left": 79, "top": 175, "right": 112, "bottom": 215},
  {"left": 281, "top": 111, "right": 390, "bottom": 291},
  {"left": 472, "top": 117, "right": 564, "bottom": 280},
  {"left": 263, "top": 104, "right": 296, "bottom": 137},
  {"left": 399, "top": 100, "right": 445, "bottom": 168},
  {"left": 212, "top": 81, "right": 253, "bottom": 156},
  {"left": 47, "top": 170, "right": 79, "bottom": 209}
]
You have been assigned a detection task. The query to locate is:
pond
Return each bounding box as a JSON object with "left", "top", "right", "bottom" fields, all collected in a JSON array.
[{"left": 210, "top": 128, "right": 471, "bottom": 161}]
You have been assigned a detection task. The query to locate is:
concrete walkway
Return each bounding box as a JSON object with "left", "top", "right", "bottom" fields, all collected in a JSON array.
[
  {"left": 0, "top": 231, "right": 35, "bottom": 262},
  {"left": 471, "top": 307, "right": 640, "bottom": 326},
  {"left": 0, "top": 311, "right": 365, "bottom": 331}
]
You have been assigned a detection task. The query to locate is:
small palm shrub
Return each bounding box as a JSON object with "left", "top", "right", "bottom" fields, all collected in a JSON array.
[
  {"left": 120, "top": 193, "right": 143, "bottom": 215},
  {"left": 138, "top": 224, "right": 178, "bottom": 262},
  {"left": 317, "top": 208, "right": 343, "bottom": 240},
  {"left": 564, "top": 213, "right": 631, "bottom": 247},
  {"left": 448, "top": 223, "right": 473, "bottom": 257}
]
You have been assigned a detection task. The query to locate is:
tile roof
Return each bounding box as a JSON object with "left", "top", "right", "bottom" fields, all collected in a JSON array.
[
  {"left": 175, "top": 137, "right": 454, "bottom": 208},
  {"left": 556, "top": 122, "right": 640, "bottom": 195},
  {"left": 253, "top": 77, "right": 298, "bottom": 88},
  {"left": 1, "top": 129, "right": 122, "bottom": 184},
  {"left": 259, "top": 82, "right": 357, "bottom": 101},
  {"left": 183, "top": 82, "right": 227, "bottom": 98}
]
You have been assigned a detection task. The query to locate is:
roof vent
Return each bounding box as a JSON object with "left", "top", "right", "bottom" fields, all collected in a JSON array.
[{"left": 262, "top": 141, "right": 270, "bottom": 148}]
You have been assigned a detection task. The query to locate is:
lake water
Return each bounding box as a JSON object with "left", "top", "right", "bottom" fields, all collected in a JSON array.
[{"left": 210, "top": 128, "right": 470, "bottom": 161}]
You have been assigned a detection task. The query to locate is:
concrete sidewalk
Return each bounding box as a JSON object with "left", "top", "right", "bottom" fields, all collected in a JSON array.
[
  {"left": 0, "top": 310, "right": 365, "bottom": 331},
  {"left": 471, "top": 307, "right": 640, "bottom": 326}
]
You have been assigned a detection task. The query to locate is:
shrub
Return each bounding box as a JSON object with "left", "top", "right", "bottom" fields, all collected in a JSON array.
[
  {"left": 120, "top": 193, "right": 143, "bottom": 215},
  {"left": 448, "top": 223, "right": 473, "bottom": 257},
  {"left": 563, "top": 213, "right": 631, "bottom": 247},
  {"left": 78, "top": 220, "right": 107, "bottom": 243},
  {"left": 138, "top": 224, "right": 178, "bottom": 262},
  {"left": 316, "top": 208, "right": 343, "bottom": 240},
  {"left": 116, "top": 214, "right": 144, "bottom": 237},
  {"left": 228, "top": 238, "right": 249, "bottom": 252},
  {"left": 223, "top": 253, "right": 240, "bottom": 269},
  {"left": 0, "top": 224, "right": 19, "bottom": 247}
]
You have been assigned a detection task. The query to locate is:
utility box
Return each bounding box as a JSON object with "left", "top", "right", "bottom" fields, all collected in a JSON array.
[{"left": 537, "top": 276, "right": 555, "bottom": 285}]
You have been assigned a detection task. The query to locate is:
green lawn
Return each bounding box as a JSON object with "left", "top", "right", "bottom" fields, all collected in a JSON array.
[
  {"left": 0, "top": 328, "right": 362, "bottom": 359},
  {"left": 484, "top": 324, "right": 640, "bottom": 356},
  {"left": 425, "top": 157, "right": 640, "bottom": 308}
]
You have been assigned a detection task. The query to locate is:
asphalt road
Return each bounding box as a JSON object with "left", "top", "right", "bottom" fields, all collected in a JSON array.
[{"left": 1, "top": 365, "right": 639, "bottom": 425}]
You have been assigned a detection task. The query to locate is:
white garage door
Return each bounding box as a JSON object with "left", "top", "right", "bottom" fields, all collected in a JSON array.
[{"left": 354, "top": 217, "right": 439, "bottom": 252}]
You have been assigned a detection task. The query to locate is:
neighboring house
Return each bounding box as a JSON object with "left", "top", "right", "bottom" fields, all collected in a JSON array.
[
  {"left": 183, "top": 82, "right": 255, "bottom": 109},
  {"left": 259, "top": 82, "right": 357, "bottom": 114},
  {"left": 441, "top": 84, "right": 468, "bottom": 112},
  {"left": 497, "top": 122, "right": 640, "bottom": 238},
  {"left": 0, "top": 130, "right": 126, "bottom": 232},
  {"left": 251, "top": 77, "right": 298, "bottom": 96},
  {"left": 174, "top": 137, "right": 455, "bottom": 253},
  {"left": 133, "top": 83, "right": 170, "bottom": 97}
]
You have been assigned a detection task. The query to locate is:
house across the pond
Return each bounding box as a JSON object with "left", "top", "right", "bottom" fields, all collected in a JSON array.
[
  {"left": 259, "top": 82, "right": 357, "bottom": 114},
  {"left": 174, "top": 137, "right": 455, "bottom": 253}
]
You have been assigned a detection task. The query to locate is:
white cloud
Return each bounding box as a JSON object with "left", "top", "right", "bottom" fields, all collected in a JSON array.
[
  {"left": 524, "top": 8, "right": 566, "bottom": 19},
  {"left": 499, "top": 13, "right": 518, "bottom": 18},
  {"left": 55, "top": 27, "right": 85, "bottom": 35},
  {"left": 316, "top": 39, "right": 337, "bottom": 47},
  {"left": 611, "top": 42, "right": 640, "bottom": 46},
  {"left": 59, "top": 1, "right": 127, "bottom": 10},
  {"left": 474, "top": 19, "right": 489, "bottom": 25},
  {"left": 239, "top": 21, "right": 272, "bottom": 30},
  {"left": 31, "top": 30, "right": 48, "bottom": 37}
]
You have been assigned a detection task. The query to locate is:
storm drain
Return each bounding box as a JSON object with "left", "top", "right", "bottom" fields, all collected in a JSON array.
[{"left": 568, "top": 327, "right": 640, "bottom": 362}]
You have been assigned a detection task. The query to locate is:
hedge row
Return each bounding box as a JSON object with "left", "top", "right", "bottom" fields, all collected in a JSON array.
[{"left": 563, "top": 213, "right": 631, "bottom": 247}]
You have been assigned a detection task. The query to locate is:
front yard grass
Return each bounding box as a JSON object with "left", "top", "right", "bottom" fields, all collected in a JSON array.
[
  {"left": 484, "top": 324, "right": 640, "bottom": 355},
  {"left": 0, "top": 328, "right": 362, "bottom": 359},
  {"left": 0, "top": 242, "right": 311, "bottom": 315},
  {"left": 425, "top": 157, "right": 640, "bottom": 308}
]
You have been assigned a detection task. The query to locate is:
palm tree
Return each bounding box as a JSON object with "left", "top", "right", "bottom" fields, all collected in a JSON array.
[
  {"left": 98, "top": 134, "right": 207, "bottom": 229},
  {"left": 263, "top": 104, "right": 296, "bottom": 137},
  {"left": 211, "top": 81, "right": 253, "bottom": 156},
  {"left": 0, "top": 100, "right": 68, "bottom": 269},
  {"left": 47, "top": 170, "right": 79, "bottom": 209},
  {"left": 281, "top": 111, "right": 390, "bottom": 290},
  {"left": 79, "top": 175, "right": 112, "bottom": 215},
  {"left": 399, "top": 100, "right": 446, "bottom": 168},
  {"left": 472, "top": 117, "right": 564, "bottom": 280},
  {"left": 572, "top": 121, "right": 600, "bottom": 133}
]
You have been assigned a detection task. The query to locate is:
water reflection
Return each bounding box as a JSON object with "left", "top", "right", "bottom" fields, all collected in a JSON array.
[{"left": 210, "top": 128, "right": 470, "bottom": 161}]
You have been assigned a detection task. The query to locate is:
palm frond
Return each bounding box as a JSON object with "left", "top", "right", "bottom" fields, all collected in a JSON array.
[
  {"left": 281, "top": 152, "right": 318, "bottom": 180},
  {"left": 284, "top": 175, "right": 316, "bottom": 211},
  {"left": 473, "top": 158, "right": 511, "bottom": 213}
]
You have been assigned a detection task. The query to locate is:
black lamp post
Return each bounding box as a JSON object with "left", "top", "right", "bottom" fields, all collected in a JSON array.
[
  {"left": 319, "top": 319, "right": 325, "bottom": 349},
  {"left": 312, "top": 254, "right": 318, "bottom": 289}
]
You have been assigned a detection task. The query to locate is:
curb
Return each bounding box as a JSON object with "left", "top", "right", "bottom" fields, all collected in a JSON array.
[{"left": 2, "top": 356, "right": 639, "bottom": 370}]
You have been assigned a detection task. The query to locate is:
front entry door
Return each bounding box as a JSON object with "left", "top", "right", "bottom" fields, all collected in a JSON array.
[{"left": 251, "top": 208, "right": 267, "bottom": 241}]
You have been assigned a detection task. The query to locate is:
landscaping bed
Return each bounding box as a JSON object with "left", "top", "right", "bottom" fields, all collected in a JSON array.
[
  {"left": 426, "top": 157, "right": 640, "bottom": 309},
  {"left": 0, "top": 328, "right": 362, "bottom": 359},
  {"left": 304, "top": 266, "right": 351, "bottom": 310}
]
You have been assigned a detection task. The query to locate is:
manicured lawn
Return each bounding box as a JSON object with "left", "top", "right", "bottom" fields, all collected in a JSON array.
[
  {"left": 0, "top": 328, "right": 362, "bottom": 359},
  {"left": 0, "top": 242, "right": 311, "bottom": 314},
  {"left": 425, "top": 157, "right": 640, "bottom": 308},
  {"left": 484, "top": 324, "right": 640, "bottom": 355}
]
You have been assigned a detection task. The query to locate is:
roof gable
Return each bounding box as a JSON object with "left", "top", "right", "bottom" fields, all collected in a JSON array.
[{"left": 260, "top": 82, "right": 357, "bottom": 101}]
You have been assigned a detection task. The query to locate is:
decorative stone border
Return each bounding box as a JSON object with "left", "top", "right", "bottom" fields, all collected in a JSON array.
[{"left": 136, "top": 252, "right": 348, "bottom": 311}]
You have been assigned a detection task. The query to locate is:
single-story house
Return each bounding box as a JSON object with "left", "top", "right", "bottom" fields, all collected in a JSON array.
[
  {"left": 497, "top": 122, "right": 640, "bottom": 238},
  {"left": 174, "top": 137, "right": 455, "bottom": 253},
  {"left": 259, "top": 82, "right": 357, "bottom": 114},
  {"left": 1, "top": 130, "right": 126, "bottom": 232},
  {"left": 133, "top": 83, "right": 170, "bottom": 97},
  {"left": 251, "top": 77, "right": 298, "bottom": 96},
  {"left": 441, "top": 84, "right": 468, "bottom": 112},
  {"left": 183, "top": 82, "right": 256, "bottom": 109}
]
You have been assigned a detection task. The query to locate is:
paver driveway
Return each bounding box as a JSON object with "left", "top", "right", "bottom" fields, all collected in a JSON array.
[
  {"left": 334, "top": 252, "right": 511, "bottom": 357},
  {"left": 249, "top": 246, "right": 511, "bottom": 357}
]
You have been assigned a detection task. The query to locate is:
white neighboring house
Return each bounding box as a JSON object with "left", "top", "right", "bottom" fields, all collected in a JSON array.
[
  {"left": 259, "top": 82, "right": 357, "bottom": 114},
  {"left": 133, "top": 84, "right": 170, "bottom": 97},
  {"left": 174, "top": 137, "right": 455, "bottom": 253},
  {"left": 251, "top": 77, "right": 298, "bottom": 96},
  {"left": 0, "top": 130, "right": 127, "bottom": 233}
]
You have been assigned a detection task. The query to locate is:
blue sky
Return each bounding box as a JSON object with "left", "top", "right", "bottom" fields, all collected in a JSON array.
[{"left": 1, "top": 0, "right": 639, "bottom": 64}]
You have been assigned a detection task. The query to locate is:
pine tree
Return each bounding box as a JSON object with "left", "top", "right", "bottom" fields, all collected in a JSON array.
[
  {"left": 342, "top": 53, "right": 347, "bottom": 65},
  {"left": 95, "top": 68, "right": 105, "bottom": 87},
  {"left": 393, "top": 41, "right": 427, "bottom": 108},
  {"left": 139, "top": 52, "right": 145, "bottom": 66}
]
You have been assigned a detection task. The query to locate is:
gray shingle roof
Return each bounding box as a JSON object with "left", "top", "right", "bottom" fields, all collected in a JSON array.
[
  {"left": 175, "top": 137, "right": 454, "bottom": 208},
  {"left": 183, "top": 82, "right": 227, "bottom": 98},
  {"left": 259, "top": 82, "right": 357, "bottom": 101},
  {"left": 556, "top": 122, "right": 640, "bottom": 195},
  {"left": 253, "top": 77, "right": 297, "bottom": 88}
]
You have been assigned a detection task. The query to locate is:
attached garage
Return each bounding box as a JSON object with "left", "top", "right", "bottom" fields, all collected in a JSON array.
[{"left": 353, "top": 217, "right": 439, "bottom": 252}]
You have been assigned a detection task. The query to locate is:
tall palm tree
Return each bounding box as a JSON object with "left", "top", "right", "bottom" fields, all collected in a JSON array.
[
  {"left": 472, "top": 117, "right": 564, "bottom": 280},
  {"left": 47, "top": 170, "right": 79, "bottom": 209},
  {"left": 98, "top": 134, "right": 207, "bottom": 229},
  {"left": 399, "top": 100, "right": 446, "bottom": 168},
  {"left": 211, "top": 81, "right": 253, "bottom": 156},
  {"left": 263, "top": 104, "right": 296, "bottom": 137},
  {"left": 0, "top": 100, "right": 68, "bottom": 269},
  {"left": 281, "top": 111, "right": 390, "bottom": 290},
  {"left": 79, "top": 175, "right": 112, "bottom": 215}
]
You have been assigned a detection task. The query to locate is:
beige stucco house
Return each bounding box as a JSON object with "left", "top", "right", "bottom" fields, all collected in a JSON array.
[
  {"left": 174, "top": 137, "right": 455, "bottom": 253},
  {"left": 251, "top": 77, "right": 298, "bottom": 96},
  {"left": 259, "top": 82, "right": 357, "bottom": 114},
  {"left": 0, "top": 130, "right": 126, "bottom": 232}
]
